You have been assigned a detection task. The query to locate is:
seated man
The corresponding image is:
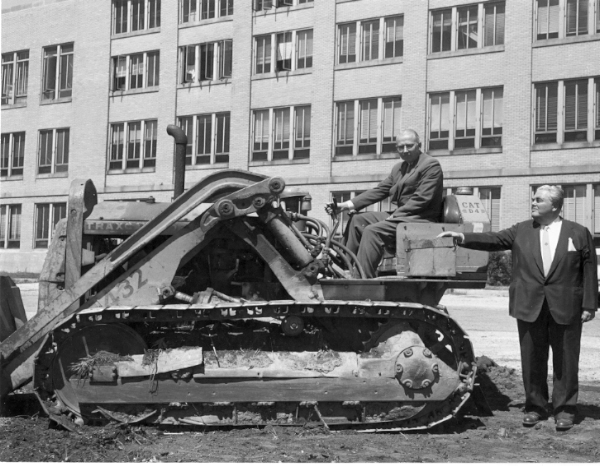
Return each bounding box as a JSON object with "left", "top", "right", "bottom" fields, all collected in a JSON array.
[{"left": 328, "top": 129, "right": 444, "bottom": 278}]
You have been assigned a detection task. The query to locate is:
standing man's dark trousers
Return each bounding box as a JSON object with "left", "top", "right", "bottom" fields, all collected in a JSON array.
[
  {"left": 517, "top": 300, "right": 582, "bottom": 418},
  {"left": 345, "top": 211, "right": 397, "bottom": 278}
]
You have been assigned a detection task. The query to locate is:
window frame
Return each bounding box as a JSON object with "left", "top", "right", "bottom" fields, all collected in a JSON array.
[
  {"left": 254, "top": 29, "right": 313, "bottom": 75},
  {"left": 334, "top": 96, "right": 403, "bottom": 156},
  {"left": 108, "top": 119, "right": 157, "bottom": 172},
  {"left": 179, "top": 40, "right": 232, "bottom": 83},
  {"left": 34, "top": 202, "right": 67, "bottom": 249},
  {"left": 429, "top": 2, "right": 505, "bottom": 54},
  {"left": 534, "top": 0, "right": 600, "bottom": 41},
  {"left": 338, "top": 16, "right": 404, "bottom": 65},
  {"left": 180, "top": 0, "right": 233, "bottom": 24},
  {"left": 427, "top": 86, "right": 504, "bottom": 152},
  {"left": 177, "top": 112, "right": 230, "bottom": 165},
  {"left": 38, "top": 128, "right": 69, "bottom": 175},
  {"left": 1, "top": 132, "right": 25, "bottom": 178},
  {"left": 0, "top": 204, "right": 22, "bottom": 249},
  {"left": 1, "top": 50, "right": 29, "bottom": 106},
  {"left": 112, "top": 0, "right": 161, "bottom": 34},
  {"left": 253, "top": 0, "right": 312, "bottom": 12},
  {"left": 111, "top": 50, "right": 160, "bottom": 92},
  {"left": 41, "top": 43, "right": 74, "bottom": 102},
  {"left": 251, "top": 106, "right": 311, "bottom": 162}
]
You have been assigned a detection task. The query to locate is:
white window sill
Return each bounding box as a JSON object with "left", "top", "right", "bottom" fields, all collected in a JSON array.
[
  {"left": 36, "top": 172, "right": 69, "bottom": 179},
  {"left": 532, "top": 140, "right": 600, "bottom": 151},
  {"left": 178, "top": 78, "right": 231, "bottom": 89},
  {"left": 1, "top": 102, "right": 27, "bottom": 110},
  {"left": 253, "top": 2, "right": 314, "bottom": 17},
  {"left": 250, "top": 158, "right": 310, "bottom": 166},
  {"left": 252, "top": 68, "right": 312, "bottom": 80},
  {"left": 333, "top": 152, "right": 399, "bottom": 162},
  {"left": 40, "top": 97, "right": 72, "bottom": 106},
  {"left": 179, "top": 16, "right": 233, "bottom": 28},
  {"left": 428, "top": 147, "right": 503, "bottom": 156},
  {"left": 334, "top": 56, "right": 403, "bottom": 71},
  {"left": 533, "top": 33, "right": 600, "bottom": 48},
  {"left": 0, "top": 175, "right": 24, "bottom": 181},
  {"left": 110, "top": 87, "right": 159, "bottom": 97},
  {"left": 428, "top": 44, "right": 504, "bottom": 60},
  {"left": 107, "top": 167, "right": 156, "bottom": 175},
  {"left": 111, "top": 28, "right": 161, "bottom": 40}
]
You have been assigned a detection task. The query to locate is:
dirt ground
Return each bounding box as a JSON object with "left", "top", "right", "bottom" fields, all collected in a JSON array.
[{"left": 1, "top": 357, "right": 599, "bottom": 463}]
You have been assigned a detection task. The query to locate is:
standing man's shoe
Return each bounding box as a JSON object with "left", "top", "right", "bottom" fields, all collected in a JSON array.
[
  {"left": 523, "top": 412, "right": 543, "bottom": 427},
  {"left": 555, "top": 412, "right": 575, "bottom": 431}
]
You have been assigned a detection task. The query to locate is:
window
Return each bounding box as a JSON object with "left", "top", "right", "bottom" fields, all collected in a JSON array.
[
  {"left": 335, "top": 97, "right": 402, "bottom": 156},
  {"left": 428, "top": 87, "right": 503, "bottom": 151},
  {"left": 42, "top": 43, "right": 73, "bottom": 102},
  {"left": 457, "top": 5, "right": 478, "bottom": 50},
  {"left": 448, "top": 187, "right": 501, "bottom": 231},
  {"left": 113, "top": 0, "right": 160, "bottom": 33},
  {"left": 564, "top": 79, "right": 588, "bottom": 142},
  {"left": 0, "top": 205, "right": 21, "bottom": 249},
  {"left": 251, "top": 106, "right": 311, "bottom": 161},
  {"left": 254, "top": 30, "right": 312, "bottom": 74},
  {"left": 2, "top": 51, "right": 28, "bottom": 106},
  {"left": 112, "top": 51, "right": 159, "bottom": 91},
  {"left": 38, "top": 128, "right": 69, "bottom": 175},
  {"left": 534, "top": 78, "right": 599, "bottom": 145},
  {"left": 109, "top": 120, "right": 157, "bottom": 171},
  {"left": 454, "top": 90, "right": 476, "bottom": 148},
  {"left": 181, "top": 0, "right": 232, "bottom": 23},
  {"left": 34, "top": 203, "right": 66, "bottom": 248},
  {"left": 178, "top": 113, "right": 230, "bottom": 165},
  {"left": 254, "top": 0, "right": 311, "bottom": 11},
  {"left": 1, "top": 132, "right": 25, "bottom": 178},
  {"left": 180, "top": 40, "right": 232, "bottom": 83},
  {"left": 385, "top": 16, "right": 404, "bottom": 58},
  {"left": 430, "top": 2, "right": 505, "bottom": 53},
  {"left": 338, "top": 16, "right": 403, "bottom": 64},
  {"left": 361, "top": 20, "right": 380, "bottom": 61},
  {"left": 596, "top": 78, "right": 600, "bottom": 140},
  {"left": 535, "top": 0, "right": 600, "bottom": 39},
  {"left": 481, "top": 88, "right": 503, "bottom": 147}
]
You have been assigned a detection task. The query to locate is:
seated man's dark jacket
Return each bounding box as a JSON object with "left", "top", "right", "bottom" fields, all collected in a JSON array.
[
  {"left": 350, "top": 152, "right": 444, "bottom": 222},
  {"left": 463, "top": 220, "right": 598, "bottom": 325}
]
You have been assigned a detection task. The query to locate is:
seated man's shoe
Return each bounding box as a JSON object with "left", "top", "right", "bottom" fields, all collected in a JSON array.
[
  {"left": 555, "top": 412, "right": 575, "bottom": 431},
  {"left": 523, "top": 412, "right": 544, "bottom": 427}
]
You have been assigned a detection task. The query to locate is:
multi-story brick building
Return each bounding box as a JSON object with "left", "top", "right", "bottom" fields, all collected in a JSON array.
[{"left": 2, "top": 0, "right": 600, "bottom": 275}]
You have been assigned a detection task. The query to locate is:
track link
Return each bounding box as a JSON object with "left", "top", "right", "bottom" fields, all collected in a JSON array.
[{"left": 33, "top": 299, "right": 476, "bottom": 432}]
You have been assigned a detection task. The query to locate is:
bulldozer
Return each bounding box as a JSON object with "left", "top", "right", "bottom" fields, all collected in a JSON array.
[{"left": 0, "top": 126, "right": 491, "bottom": 432}]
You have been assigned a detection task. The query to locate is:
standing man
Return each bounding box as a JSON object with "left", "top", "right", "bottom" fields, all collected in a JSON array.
[
  {"left": 327, "top": 129, "right": 443, "bottom": 278},
  {"left": 439, "top": 185, "right": 597, "bottom": 430}
]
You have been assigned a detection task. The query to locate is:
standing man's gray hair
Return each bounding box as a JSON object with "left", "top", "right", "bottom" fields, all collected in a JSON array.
[{"left": 536, "top": 185, "right": 564, "bottom": 210}]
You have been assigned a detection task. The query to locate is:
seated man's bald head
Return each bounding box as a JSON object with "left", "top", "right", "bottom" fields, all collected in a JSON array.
[{"left": 396, "top": 129, "right": 420, "bottom": 144}]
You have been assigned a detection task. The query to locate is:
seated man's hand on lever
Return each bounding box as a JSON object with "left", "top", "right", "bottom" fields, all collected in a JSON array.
[
  {"left": 437, "top": 231, "right": 465, "bottom": 244},
  {"left": 325, "top": 200, "right": 353, "bottom": 217}
]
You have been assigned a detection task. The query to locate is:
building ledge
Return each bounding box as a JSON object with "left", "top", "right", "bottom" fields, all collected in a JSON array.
[
  {"left": 107, "top": 167, "right": 156, "bottom": 175},
  {"left": 532, "top": 140, "right": 600, "bottom": 151},
  {"left": 1, "top": 102, "right": 27, "bottom": 110},
  {"left": 334, "top": 56, "right": 403, "bottom": 71},
  {"left": 0, "top": 176, "right": 24, "bottom": 181},
  {"left": 36, "top": 172, "right": 68, "bottom": 179},
  {"left": 250, "top": 158, "right": 310, "bottom": 167},
  {"left": 252, "top": 68, "right": 312, "bottom": 81},
  {"left": 40, "top": 97, "right": 72, "bottom": 106},
  {"left": 178, "top": 79, "right": 231, "bottom": 90},
  {"left": 429, "top": 147, "right": 503, "bottom": 156},
  {"left": 179, "top": 15, "right": 233, "bottom": 29},
  {"left": 428, "top": 44, "right": 504, "bottom": 60},
  {"left": 111, "top": 28, "right": 160, "bottom": 40},
  {"left": 533, "top": 34, "right": 600, "bottom": 48},
  {"left": 333, "top": 152, "right": 398, "bottom": 162},
  {"left": 253, "top": 2, "right": 314, "bottom": 17},
  {"left": 110, "top": 87, "right": 159, "bottom": 98},
  {"left": 185, "top": 162, "right": 229, "bottom": 170}
]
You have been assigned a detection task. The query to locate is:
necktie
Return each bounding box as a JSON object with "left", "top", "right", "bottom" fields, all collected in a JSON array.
[{"left": 541, "top": 226, "right": 552, "bottom": 276}]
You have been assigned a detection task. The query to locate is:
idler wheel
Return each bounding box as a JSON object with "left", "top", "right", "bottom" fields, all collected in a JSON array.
[{"left": 395, "top": 345, "right": 438, "bottom": 390}]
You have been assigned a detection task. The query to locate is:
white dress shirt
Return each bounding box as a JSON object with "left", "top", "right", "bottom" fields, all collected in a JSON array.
[{"left": 540, "top": 217, "right": 563, "bottom": 263}]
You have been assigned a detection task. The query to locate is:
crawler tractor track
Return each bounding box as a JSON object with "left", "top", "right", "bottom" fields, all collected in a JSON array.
[{"left": 33, "top": 300, "right": 476, "bottom": 432}]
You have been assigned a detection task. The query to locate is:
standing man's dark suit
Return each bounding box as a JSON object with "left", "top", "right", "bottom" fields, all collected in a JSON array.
[
  {"left": 344, "top": 151, "right": 443, "bottom": 277},
  {"left": 447, "top": 201, "right": 597, "bottom": 429}
]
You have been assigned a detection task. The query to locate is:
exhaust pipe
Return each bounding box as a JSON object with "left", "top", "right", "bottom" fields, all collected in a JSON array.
[{"left": 167, "top": 125, "right": 188, "bottom": 199}]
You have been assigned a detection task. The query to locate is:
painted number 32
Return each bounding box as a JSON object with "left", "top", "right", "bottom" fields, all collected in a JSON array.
[{"left": 104, "top": 269, "right": 149, "bottom": 305}]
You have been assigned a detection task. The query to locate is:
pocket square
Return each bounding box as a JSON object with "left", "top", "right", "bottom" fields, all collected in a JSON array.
[{"left": 567, "top": 237, "right": 576, "bottom": 251}]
